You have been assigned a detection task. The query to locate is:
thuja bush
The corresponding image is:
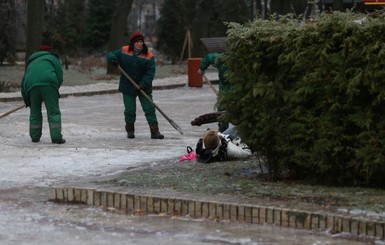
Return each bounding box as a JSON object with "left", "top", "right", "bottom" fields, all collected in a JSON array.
[{"left": 221, "top": 12, "right": 385, "bottom": 187}]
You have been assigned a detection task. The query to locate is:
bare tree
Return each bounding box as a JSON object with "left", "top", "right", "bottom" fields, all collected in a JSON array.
[
  {"left": 333, "top": 0, "right": 344, "bottom": 11},
  {"left": 106, "top": 0, "right": 134, "bottom": 74},
  {"left": 26, "top": 0, "right": 45, "bottom": 63},
  {"left": 261, "top": 0, "right": 271, "bottom": 19},
  {"left": 252, "top": 0, "right": 257, "bottom": 19},
  {"left": 191, "top": 0, "right": 213, "bottom": 58},
  {"left": 0, "top": 0, "right": 15, "bottom": 65}
]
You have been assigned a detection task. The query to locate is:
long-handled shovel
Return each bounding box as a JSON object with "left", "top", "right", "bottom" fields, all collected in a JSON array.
[
  {"left": 0, "top": 104, "right": 25, "bottom": 119},
  {"left": 117, "top": 65, "right": 183, "bottom": 135},
  {"left": 202, "top": 74, "right": 219, "bottom": 96}
]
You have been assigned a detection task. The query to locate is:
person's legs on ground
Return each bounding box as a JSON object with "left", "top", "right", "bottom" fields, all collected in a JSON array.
[
  {"left": 217, "top": 108, "right": 228, "bottom": 133},
  {"left": 29, "top": 87, "right": 43, "bottom": 142},
  {"left": 123, "top": 94, "right": 136, "bottom": 138},
  {"left": 218, "top": 120, "right": 229, "bottom": 133},
  {"left": 222, "top": 123, "right": 238, "bottom": 140},
  {"left": 42, "top": 86, "right": 65, "bottom": 144},
  {"left": 138, "top": 93, "right": 164, "bottom": 139}
]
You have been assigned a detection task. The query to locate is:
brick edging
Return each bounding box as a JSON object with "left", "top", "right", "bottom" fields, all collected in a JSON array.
[{"left": 50, "top": 187, "right": 384, "bottom": 241}]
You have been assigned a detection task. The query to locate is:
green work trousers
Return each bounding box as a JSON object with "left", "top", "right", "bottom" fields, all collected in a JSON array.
[
  {"left": 29, "top": 86, "right": 62, "bottom": 142},
  {"left": 123, "top": 93, "right": 157, "bottom": 124}
]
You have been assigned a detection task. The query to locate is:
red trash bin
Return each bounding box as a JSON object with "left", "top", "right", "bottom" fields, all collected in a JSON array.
[{"left": 187, "top": 58, "right": 203, "bottom": 87}]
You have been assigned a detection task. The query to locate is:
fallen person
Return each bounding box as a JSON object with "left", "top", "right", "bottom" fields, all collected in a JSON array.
[{"left": 195, "top": 125, "right": 252, "bottom": 163}]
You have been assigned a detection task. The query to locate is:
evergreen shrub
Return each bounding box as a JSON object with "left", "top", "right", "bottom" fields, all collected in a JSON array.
[{"left": 221, "top": 12, "right": 385, "bottom": 187}]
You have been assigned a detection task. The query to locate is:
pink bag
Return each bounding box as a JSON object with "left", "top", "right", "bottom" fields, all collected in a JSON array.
[{"left": 179, "top": 146, "right": 196, "bottom": 162}]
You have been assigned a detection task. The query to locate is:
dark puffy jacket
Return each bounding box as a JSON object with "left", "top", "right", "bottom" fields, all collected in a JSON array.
[
  {"left": 195, "top": 137, "right": 228, "bottom": 163},
  {"left": 199, "top": 53, "right": 230, "bottom": 93},
  {"left": 106, "top": 45, "right": 156, "bottom": 96}
]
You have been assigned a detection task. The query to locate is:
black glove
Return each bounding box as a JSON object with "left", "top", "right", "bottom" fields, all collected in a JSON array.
[
  {"left": 111, "top": 59, "right": 118, "bottom": 68},
  {"left": 23, "top": 98, "right": 30, "bottom": 108},
  {"left": 138, "top": 82, "right": 146, "bottom": 92}
]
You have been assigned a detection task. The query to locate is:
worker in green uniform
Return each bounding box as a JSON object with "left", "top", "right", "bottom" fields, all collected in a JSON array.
[
  {"left": 198, "top": 52, "right": 230, "bottom": 132},
  {"left": 106, "top": 32, "right": 164, "bottom": 139},
  {"left": 21, "top": 45, "right": 65, "bottom": 144}
]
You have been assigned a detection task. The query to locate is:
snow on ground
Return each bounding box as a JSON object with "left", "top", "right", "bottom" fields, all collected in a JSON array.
[{"left": 0, "top": 76, "right": 218, "bottom": 189}]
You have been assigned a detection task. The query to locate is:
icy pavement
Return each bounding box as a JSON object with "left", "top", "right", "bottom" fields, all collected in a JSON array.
[
  {"left": 0, "top": 85, "right": 214, "bottom": 188},
  {"left": 0, "top": 80, "right": 370, "bottom": 244}
]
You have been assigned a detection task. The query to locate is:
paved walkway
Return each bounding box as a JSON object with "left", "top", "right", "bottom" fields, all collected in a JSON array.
[{"left": 0, "top": 73, "right": 218, "bottom": 102}]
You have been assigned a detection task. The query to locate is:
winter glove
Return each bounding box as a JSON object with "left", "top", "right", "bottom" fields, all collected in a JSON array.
[
  {"left": 111, "top": 59, "right": 118, "bottom": 68},
  {"left": 23, "top": 98, "right": 30, "bottom": 108},
  {"left": 197, "top": 69, "right": 205, "bottom": 75},
  {"left": 138, "top": 82, "right": 146, "bottom": 92}
]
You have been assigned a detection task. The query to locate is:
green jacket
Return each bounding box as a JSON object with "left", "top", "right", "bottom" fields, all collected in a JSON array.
[
  {"left": 106, "top": 45, "right": 156, "bottom": 96},
  {"left": 21, "top": 51, "right": 63, "bottom": 106},
  {"left": 199, "top": 53, "right": 230, "bottom": 92}
]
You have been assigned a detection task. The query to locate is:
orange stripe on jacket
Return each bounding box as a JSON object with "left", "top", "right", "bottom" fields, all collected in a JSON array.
[{"left": 121, "top": 45, "right": 154, "bottom": 60}]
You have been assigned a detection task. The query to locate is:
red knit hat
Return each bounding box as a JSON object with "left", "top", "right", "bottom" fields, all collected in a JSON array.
[
  {"left": 129, "top": 32, "right": 144, "bottom": 45},
  {"left": 38, "top": 45, "right": 52, "bottom": 51}
]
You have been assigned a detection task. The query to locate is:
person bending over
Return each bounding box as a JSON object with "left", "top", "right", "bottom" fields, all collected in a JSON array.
[{"left": 21, "top": 44, "right": 65, "bottom": 144}]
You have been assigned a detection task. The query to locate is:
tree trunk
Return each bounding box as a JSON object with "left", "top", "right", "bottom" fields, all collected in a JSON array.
[
  {"left": 106, "top": 0, "right": 134, "bottom": 74},
  {"left": 261, "top": 0, "right": 266, "bottom": 19},
  {"left": 26, "top": 0, "right": 44, "bottom": 64},
  {"left": 252, "top": 0, "right": 257, "bottom": 19},
  {"left": 266, "top": 0, "right": 271, "bottom": 17},
  {"left": 191, "top": 0, "right": 212, "bottom": 58},
  {"left": 333, "top": 0, "right": 344, "bottom": 11},
  {"left": 261, "top": 0, "right": 272, "bottom": 19}
]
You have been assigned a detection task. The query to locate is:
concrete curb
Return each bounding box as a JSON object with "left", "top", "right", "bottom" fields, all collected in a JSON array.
[
  {"left": 0, "top": 83, "right": 186, "bottom": 103},
  {"left": 0, "top": 72, "right": 219, "bottom": 103},
  {"left": 50, "top": 186, "right": 385, "bottom": 241}
]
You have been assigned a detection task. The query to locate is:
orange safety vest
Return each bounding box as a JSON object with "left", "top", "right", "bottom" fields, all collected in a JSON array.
[{"left": 121, "top": 45, "right": 153, "bottom": 60}]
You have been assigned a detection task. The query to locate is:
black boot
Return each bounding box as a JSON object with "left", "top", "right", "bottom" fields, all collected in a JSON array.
[
  {"left": 149, "top": 123, "right": 164, "bottom": 139},
  {"left": 125, "top": 124, "right": 135, "bottom": 139},
  {"left": 218, "top": 121, "right": 229, "bottom": 133},
  {"left": 52, "top": 138, "right": 66, "bottom": 144}
]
